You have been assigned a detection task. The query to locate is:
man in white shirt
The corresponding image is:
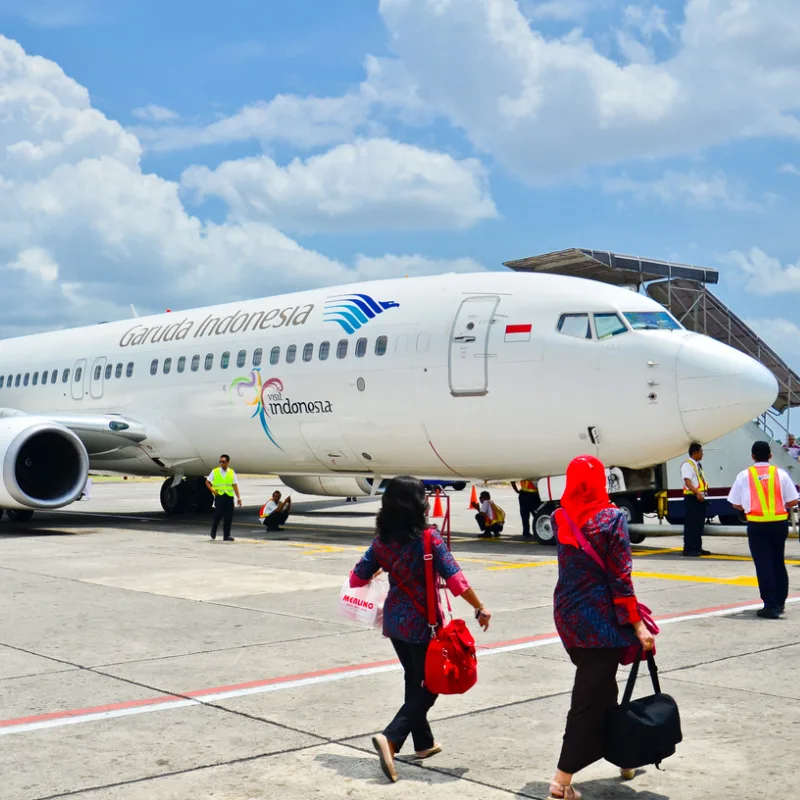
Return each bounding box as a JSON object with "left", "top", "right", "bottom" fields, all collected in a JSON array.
[
  {"left": 260, "top": 490, "right": 292, "bottom": 532},
  {"left": 727, "top": 440, "right": 799, "bottom": 619},
  {"left": 471, "top": 490, "right": 504, "bottom": 538},
  {"left": 681, "top": 443, "right": 710, "bottom": 557},
  {"left": 205, "top": 454, "right": 242, "bottom": 541}
]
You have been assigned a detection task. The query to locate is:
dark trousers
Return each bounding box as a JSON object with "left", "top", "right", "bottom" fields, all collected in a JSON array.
[
  {"left": 747, "top": 521, "right": 790, "bottom": 610},
  {"left": 683, "top": 494, "right": 707, "bottom": 553},
  {"left": 558, "top": 647, "right": 622, "bottom": 775},
  {"left": 475, "top": 513, "right": 503, "bottom": 536},
  {"left": 519, "top": 491, "right": 538, "bottom": 536},
  {"left": 263, "top": 509, "right": 289, "bottom": 530},
  {"left": 384, "top": 639, "right": 437, "bottom": 753},
  {"left": 210, "top": 494, "right": 234, "bottom": 538}
]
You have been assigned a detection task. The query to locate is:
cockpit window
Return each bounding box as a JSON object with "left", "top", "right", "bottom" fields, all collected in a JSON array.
[
  {"left": 557, "top": 313, "right": 591, "bottom": 339},
  {"left": 623, "top": 311, "right": 681, "bottom": 331},
  {"left": 594, "top": 313, "right": 628, "bottom": 339}
]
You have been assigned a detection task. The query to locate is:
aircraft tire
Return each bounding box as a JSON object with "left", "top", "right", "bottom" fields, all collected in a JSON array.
[
  {"left": 533, "top": 503, "right": 557, "bottom": 545},
  {"left": 160, "top": 478, "right": 188, "bottom": 515},
  {"left": 6, "top": 509, "right": 34, "bottom": 522},
  {"left": 452, "top": 482, "right": 467, "bottom": 491},
  {"left": 188, "top": 476, "right": 214, "bottom": 513}
]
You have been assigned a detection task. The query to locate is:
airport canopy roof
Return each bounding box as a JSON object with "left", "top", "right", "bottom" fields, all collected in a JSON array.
[{"left": 503, "top": 248, "right": 798, "bottom": 413}]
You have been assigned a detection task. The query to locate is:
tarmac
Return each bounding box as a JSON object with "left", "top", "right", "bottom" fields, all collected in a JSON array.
[{"left": 1, "top": 479, "right": 798, "bottom": 800}]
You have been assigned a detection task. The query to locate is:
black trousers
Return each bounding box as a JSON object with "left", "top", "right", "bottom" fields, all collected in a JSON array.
[
  {"left": 683, "top": 495, "right": 707, "bottom": 553},
  {"left": 475, "top": 513, "right": 503, "bottom": 535},
  {"left": 263, "top": 509, "right": 289, "bottom": 530},
  {"left": 519, "top": 491, "right": 539, "bottom": 536},
  {"left": 210, "top": 494, "right": 234, "bottom": 538},
  {"left": 557, "top": 647, "right": 622, "bottom": 775},
  {"left": 384, "top": 639, "right": 437, "bottom": 753},
  {"left": 747, "top": 521, "right": 790, "bottom": 610}
]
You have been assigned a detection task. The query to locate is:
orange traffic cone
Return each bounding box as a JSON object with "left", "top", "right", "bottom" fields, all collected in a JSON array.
[
  {"left": 432, "top": 488, "right": 444, "bottom": 518},
  {"left": 468, "top": 484, "right": 478, "bottom": 509}
]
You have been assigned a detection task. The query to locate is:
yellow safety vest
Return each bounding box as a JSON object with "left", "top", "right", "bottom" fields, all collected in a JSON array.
[
  {"left": 746, "top": 465, "right": 788, "bottom": 522},
  {"left": 519, "top": 480, "right": 538, "bottom": 493},
  {"left": 211, "top": 467, "right": 236, "bottom": 497},
  {"left": 490, "top": 501, "right": 506, "bottom": 524},
  {"left": 682, "top": 460, "right": 707, "bottom": 495}
]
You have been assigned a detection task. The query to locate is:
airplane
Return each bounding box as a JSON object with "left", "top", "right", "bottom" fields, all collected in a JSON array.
[{"left": 0, "top": 271, "right": 778, "bottom": 522}]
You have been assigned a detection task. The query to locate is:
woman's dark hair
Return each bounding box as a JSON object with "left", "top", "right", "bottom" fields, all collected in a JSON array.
[{"left": 376, "top": 475, "right": 427, "bottom": 544}]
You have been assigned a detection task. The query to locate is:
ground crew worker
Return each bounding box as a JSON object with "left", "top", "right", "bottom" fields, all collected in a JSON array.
[
  {"left": 205, "top": 454, "right": 242, "bottom": 541},
  {"left": 682, "top": 443, "right": 710, "bottom": 556},
  {"left": 511, "top": 479, "right": 539, "bottom": 539},
  {"left": 727, "top": 440, "right": 799, "bottom": 619},
  {"left": 471, "top": 490, "right": 505, "bottom": 538}
]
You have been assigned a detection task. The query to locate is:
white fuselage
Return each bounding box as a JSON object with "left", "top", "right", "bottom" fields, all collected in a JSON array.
[{"left": 0, "top": 272, "right": 779, "bottom": 483}]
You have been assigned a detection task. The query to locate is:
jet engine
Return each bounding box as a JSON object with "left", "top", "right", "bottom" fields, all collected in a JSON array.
[
  {"left": 278, "top": 475, "right": 386, "bottom": 498},
  {"left": 0, "top": 416, "right": 90, "bottom": 510}
]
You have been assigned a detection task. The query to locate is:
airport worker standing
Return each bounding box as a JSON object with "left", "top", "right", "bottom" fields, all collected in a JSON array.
[
  {"left": 205, "top": 454, "right": 242, "bottom": 541},
  {"left": 727, "top": 441, "right": 799, "bottom": 619},
  {"left": 512, "top": 478, "right": 539, "bottom": 539},
  {"left": 681, "top": 443, "right": 710, "bottom": 557},
  {"left": 347, "top": 476, "right": 491, "bottom": 784},
  {"left": 549, "top": 455, "right": 655, "bottom": 800}
]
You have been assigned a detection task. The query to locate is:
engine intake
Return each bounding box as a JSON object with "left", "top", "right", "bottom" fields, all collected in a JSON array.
[{"left": 0, "top": 417, "right": 90, "bottom": 510}]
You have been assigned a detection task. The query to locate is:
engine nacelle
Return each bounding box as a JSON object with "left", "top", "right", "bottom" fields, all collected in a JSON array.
[
  {"left": 0, "top": 417, "right": 90, "bottom": 510},
  {"left": 279, "top": 475, "right": 385, "bottom": 498}
]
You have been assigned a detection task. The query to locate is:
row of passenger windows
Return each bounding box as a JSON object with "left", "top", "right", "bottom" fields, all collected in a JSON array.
[
  {"left": 557, "top": 311, "right": 680, "bottom": 340},
  {"left": 0, "top": 363, "right": 135, "bottom": 389}
]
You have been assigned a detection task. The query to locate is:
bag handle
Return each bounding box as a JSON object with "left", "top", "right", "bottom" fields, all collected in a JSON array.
[
  {"left": 423, "top": 528, "right": 438, "bottom": 633},
  {"left": 560, "top": 510, "right": 607, "bottom": 571},
  {"left": 620, "top": 648, "right": 661, "bottom": 707}
]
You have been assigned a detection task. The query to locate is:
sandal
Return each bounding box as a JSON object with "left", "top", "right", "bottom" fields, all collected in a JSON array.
[
  {"left": 372, "top": 734, "right": 397, "bottom": 783},
  {"left": 548, "top": 781, "right": 582, "bottom": 800},
  {"left": 414, "top": 744, "right": 442, "bottom": 759}
]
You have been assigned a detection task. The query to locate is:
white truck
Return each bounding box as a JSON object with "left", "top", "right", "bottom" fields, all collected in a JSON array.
[{"left": 532, "top": 420, "right": 799, "bottom": 544}]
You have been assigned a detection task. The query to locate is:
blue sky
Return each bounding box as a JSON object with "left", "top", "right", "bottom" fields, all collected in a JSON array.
[{"left": 0, "top": 0, "right": 798, "bottom": 372}]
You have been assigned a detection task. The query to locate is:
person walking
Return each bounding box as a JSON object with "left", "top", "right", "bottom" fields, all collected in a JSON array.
[
  {"left": 549, "top": 455, "right": 655, "bottom": 800},
  {"left": 512, "top": 478, "right": 539, "bottom": 539},
  {"left": 681, "top": 443, "right": 710, "bottom": 556},
  {"left": 347, "top": 476, "right": 491, "bottom": 784},
  {"left": 205, "top": 454, "right": 242, "bottom": 541},
  {"left": 727, "top": 440, "right": 799, "bottom": 619}
]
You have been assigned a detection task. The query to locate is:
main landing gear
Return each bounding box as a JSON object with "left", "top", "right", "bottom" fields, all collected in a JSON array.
[
  {"left": 160, "top": 476, "right": 214, "bottom": 515},
  {"left": 0, "top": 509, "right": 35, "bottom": 522}
]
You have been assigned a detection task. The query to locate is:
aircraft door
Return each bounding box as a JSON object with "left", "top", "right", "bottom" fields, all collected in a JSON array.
[
  {"left": 448, "top": 296, "right": 499, "bottom": 396},
  {"left": 300, "top": 422, "right": 371, "bottom": 472},
  {"left": 71, "top": 359, "right": 87, "bottom": 401},
  {"left": 90, "top": 357, "right": 106, "bottom": 399}
]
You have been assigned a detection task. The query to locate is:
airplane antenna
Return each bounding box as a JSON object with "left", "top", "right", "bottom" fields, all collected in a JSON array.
[{"left": 130, "top": 304, "right": 139, "bottom": 318}]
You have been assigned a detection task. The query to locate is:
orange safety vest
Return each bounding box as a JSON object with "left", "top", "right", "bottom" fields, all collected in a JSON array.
[
  {"left": 682, "top": 460, "right": 708, "bottom": 495},
  {"left": 519, "top": 480, "right": 537, "bottom": 493},
  {"left": 746, "top": 465, "right": 788, "bottom": 522}
]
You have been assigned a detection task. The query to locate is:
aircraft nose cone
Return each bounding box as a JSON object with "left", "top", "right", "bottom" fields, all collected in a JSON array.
[{"left": 677, "top": 336, "right": 778, "bottom": 442}]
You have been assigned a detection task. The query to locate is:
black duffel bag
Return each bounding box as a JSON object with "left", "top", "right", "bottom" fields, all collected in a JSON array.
[{"left": 604, "top": 649, "right": 682, "bottom": 769}]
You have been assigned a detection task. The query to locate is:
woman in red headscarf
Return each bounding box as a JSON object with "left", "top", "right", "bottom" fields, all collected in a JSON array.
[{"left": 546, "top": 456, "right": 655, "bottom": 800}]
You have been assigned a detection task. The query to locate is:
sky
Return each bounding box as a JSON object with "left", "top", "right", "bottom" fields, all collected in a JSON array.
[{"left": 0, "top": 0, "right": 798, "bottom": 372}]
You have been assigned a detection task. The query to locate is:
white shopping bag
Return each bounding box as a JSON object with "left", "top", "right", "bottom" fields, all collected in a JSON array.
[{"left": 338, "top": 575, "right": 388, "bottom": 629}]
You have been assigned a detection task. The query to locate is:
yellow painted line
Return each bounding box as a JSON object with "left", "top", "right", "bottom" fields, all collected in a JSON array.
[
  {"left": 632, "top": 570, "right": 758, "bottom": 587},
  {"left": 487, "top": 560, "right": 560, "bottom": 571},
  {"left": 633, "top": 547, "right": 683, "bottom": 557}
]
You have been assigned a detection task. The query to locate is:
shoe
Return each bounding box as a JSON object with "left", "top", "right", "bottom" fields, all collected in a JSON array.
[
  {"left": 699, "top": 549, "right": 711, "bottom": 556},
  {"left": 683, "top": 550, "right": 701, "bottom": 557},
  {"left": 493, "top": 532, "right": 501, "bottom": 538},
  {"left": 414, "top": 744, "right": 442, "bottom": 759},
  {"left": 372, "top": 734, "right": 397, "bottom": 783},
  {"left": 778, "top": 605, "right": 786, "bottom": 614},
  {"left": 620, "top": 768, "right": 636, "bottom": 780},
  {"left": 265, "top": 526, "right": 282, "bottom": 532},
  {"left": 479, "top": 532, "right": 492, "bottom": 538},
  {"left": 522, "top": 533, "right": 533, "bottom": 539},
  {"left": 223, "top": 537, "right": 235, "bottom": 542},
  {"left": 548, "top": 781, "right": 582, "bottom": 800},
  {"left": 756, "top": 607, "right": 780, "bottom": 619},
  {"left": 210, "top": 533, "right": 216, "bottom": 540}
]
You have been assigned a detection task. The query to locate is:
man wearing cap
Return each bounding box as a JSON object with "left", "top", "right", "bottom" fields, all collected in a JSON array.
[{"left": 728, "top": 441, "right": 799, "bottom": 619}]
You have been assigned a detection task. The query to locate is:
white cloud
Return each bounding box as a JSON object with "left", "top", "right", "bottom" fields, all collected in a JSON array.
[
  {"left": 720, "top": 248, "right": 800, "bottom": 296},
  {"left": 605, "top": 170, "right": 759, "bottom": 210},
  {"left": 374, "top": 0, "right": 800, "bottom": 181},
  {"left": 744, "top": 318, "right": 800, "bottom": 372},
  {"left": 1, "top": 0, "right": 101, "bottom": 27},
  {"left": 353, "top": 253, "right": 485, "bottom": 280},
  {"left": 521, "top": 0, "right": 589, "bottom": 22},
  {"left": 181, "top": 138, "right": 497, "bottom": 232},
  {"left": 623, "top": 5, "right": 671, "bottom": 40},
  {"left": 132, "top": 104, "right": 179, "bottom": 123},
  {"left": 9, "top": 246, "right": 59, "bottom": 282},
  {"left": 779, "top": 163, "right": 800, "bottom": 177}
]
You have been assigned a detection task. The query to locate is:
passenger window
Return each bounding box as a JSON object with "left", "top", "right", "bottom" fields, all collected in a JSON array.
[
  {"left": 163, "top": 358, "right": 172, "bottom": 375},
  {"left": 62, "top": 369, "right": 70, "bottom": 383},
  {"left": 237, "top": 350, "right": 247, "bottom": 368},
  {"left": 303, "top": 343, "right": 314, "bottom": 362},
  {"left": 191, "top": 355, "right": 200, "bottom": 372},
  {"left": 126, "top": 362, "right": 134, "bottom": 377},
  {"left": 557, "top": 313, "right": 592, "bottom": 339},
  {"left": 150, "top": 359, "right": 159, "bottom": 376},
  {"left": 75, "top": 367, "right": 83, "bottom": 382},
  {"left": 253, "top": 348, "right": 263, "bottom": 367},
  {"left": 594, "top": 313, "right": 628, "bottom": 340},
  {"left": 51, "top": 370, "right": 58, "bottom": 384},
  {"left": 32, "top": 372, "right": 39, "bottom": 386},
  {"left": 270, "top": 346, "right": 280, "bottom": 366},
  {"left": 221, "top": 351, "right": 230, "bottom": 369},
  {"left": 375, "top": 336, "right": 388, "bottom": 356},
  {"left": 41, "top": 371, "right": 48, "bottom": 385},
  {"left": 286, "top": 344, "right": 297, "bottom": 364},
  {"left": 0, "top": 376, "right": 4, "bottom": 389},
  {"left": 15, "top": 375, "right": 21, "bottom": 387},
  {"left": 24, "top": 373, "right": 30, "bottom": 387},
  {"left": 355, "top": 338, "right": 367, "bottom": 358},
  {"left": 115, "top": 363, "right": 123, "bottom": 379},
  {"left": 5, "top": 374, "right": 10, "bottom": 387},
  {"left": 319, "top": 341, "right": 330, "bottom": 361},
  {"left": 417, "top": 333, "right": 430, "bottom": 353},
  {"left": 204, "top": 353, "right": 214, "bottom": 371},
  {"left": 93, "top": 365, "right": 101, "bottom": 381},
  {"left": 104, "top": 364, "right": 112, "bottom": 380},
  {"left": 337, "top": 339, "right": 348, "bottom": 359},
  {"left": 177, "top": 356, "right": 186, "bottom": 373}
]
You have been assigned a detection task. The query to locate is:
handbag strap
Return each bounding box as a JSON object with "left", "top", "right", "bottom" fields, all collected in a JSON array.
[
  {"left": 620, "top": 649, "right": 661, "bottom": 707},
  {"left": 422, "top": 528, "right": 438, "bottom": 632},
  {"left": 560, "top": 510, "right": 607, "bottom": 572}
]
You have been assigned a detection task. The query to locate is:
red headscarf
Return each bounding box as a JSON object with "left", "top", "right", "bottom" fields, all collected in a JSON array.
[{"left": 558, "top": 455, "right": 616, "bottom": 533}]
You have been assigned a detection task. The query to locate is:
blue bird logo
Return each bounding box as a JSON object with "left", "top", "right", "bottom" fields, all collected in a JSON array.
[{"left": 323, "top": 293, "right": 400, "bottom": 334}]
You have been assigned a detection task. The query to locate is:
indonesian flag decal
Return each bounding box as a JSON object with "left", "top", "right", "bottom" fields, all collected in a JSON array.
[{"left": 505, "top": 323, "right": 532, "bottom": 342}]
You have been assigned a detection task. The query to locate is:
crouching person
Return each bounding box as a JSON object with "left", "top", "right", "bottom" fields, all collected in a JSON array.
[
  {"left": 259, "top": 490, "right": 291, "bottom": 532},
  {"left": 471, "top": 490, "right": 505, "bottom": 538}
]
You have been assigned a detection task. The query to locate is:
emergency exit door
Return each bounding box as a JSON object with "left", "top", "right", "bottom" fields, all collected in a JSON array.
[{"left": 448, "top": 296, "right": 499, "bottom": 396}]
